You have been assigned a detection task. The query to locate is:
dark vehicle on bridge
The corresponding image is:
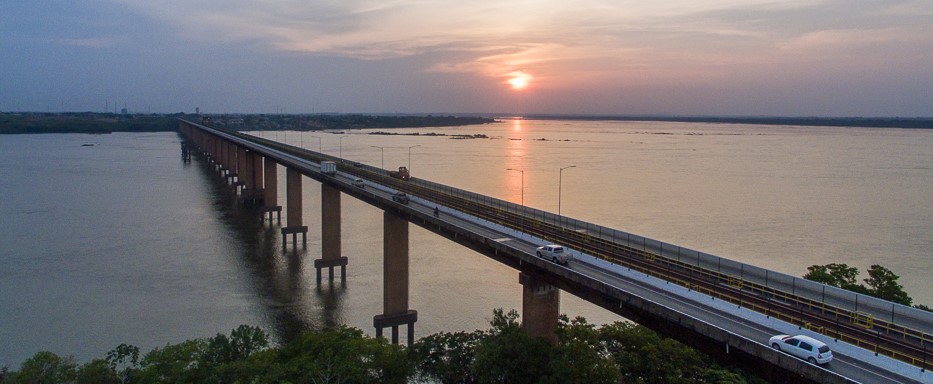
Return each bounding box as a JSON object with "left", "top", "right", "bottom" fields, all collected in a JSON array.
[
  {"left": 392, "top": 192, "right": 410, "bottom": 204},
  {"left": 389, "top": 166, "right": 411, "bottom": 181}
]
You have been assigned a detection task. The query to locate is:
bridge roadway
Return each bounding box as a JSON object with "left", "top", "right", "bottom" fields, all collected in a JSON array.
[{"left": 184, "top": 121, "right": 930, "bottom": 384}]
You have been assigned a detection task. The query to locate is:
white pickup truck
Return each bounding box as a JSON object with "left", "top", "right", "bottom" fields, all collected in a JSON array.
[{"left": 536, "top": 245, "right": 573, "bottom": 265}]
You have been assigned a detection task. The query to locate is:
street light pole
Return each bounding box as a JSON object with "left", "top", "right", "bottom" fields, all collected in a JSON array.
[
  {"left": 506, "top": 168, "right": 524, "bottom": 232},
  {"left": 339, "top": 136, "right": 347, "bottom": 160},
  {"left": 559, "top": 165, "right": 576, "bottom": 216},
  {"left": 408, "top": 145, "right": 421, "bottom": 171},
  {"left": 371, "top": 146, "right": 384, "bottom": 169}
]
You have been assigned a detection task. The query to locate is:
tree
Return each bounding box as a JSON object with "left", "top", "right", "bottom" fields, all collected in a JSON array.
[
  {"left": 270, "top": 326, "right": 411, "bottom": 384},
  {"left": 863, "top": 265, "right": 912, "bottom": 306},
  {"left": 4, "top": 351, "right": 76, "bottom": 384},
  {"left": 133, "top": 339, "right": 206, "bottom": 383},
  {"left": 598, "top": 321, "right": 763, "bottom": 384},
  {"left": 545, "top": 316, "right": 619, "bottom": 384},
  {"left": 411, "top": 330, "right": 485, "bottom": 383},
  {"left": 471, "top": 309, "right": 551, "bottom": 384},
  {"left": 105, "top": 343, "right": 139, "bottom": 384},
  {"left": 75, "top": 359, "right": 120, "bottom": 384},
  {"left": 803, "top": 263, "right": 862, "bottom": 290},
  {"left": 803, "top": 263, "right": 924, "bottom": 307}
]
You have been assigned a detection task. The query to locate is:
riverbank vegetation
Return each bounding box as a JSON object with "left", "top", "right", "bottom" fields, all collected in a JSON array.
[
  {"left": 804, "top": 263, "right": 930, "bottom": 310},
  {"left": 0, "top": 310, "right": 763, "bottom": 384},
  {"left": 0, "top": 112, "right": 495, "bottom": 134}
]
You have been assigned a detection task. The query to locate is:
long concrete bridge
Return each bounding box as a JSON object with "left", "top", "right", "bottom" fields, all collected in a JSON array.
[{"left": 178, "top": 119, "right": 932, "bottom": 384}]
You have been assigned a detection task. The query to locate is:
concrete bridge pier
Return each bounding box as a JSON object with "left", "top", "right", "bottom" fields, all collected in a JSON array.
[
  {"left": 235, "top": 146, "right": 248, "bottom": 192},
  {"left": 213, "top": 139, "right": 224, "bottom": 172},
  {"left": 520, "top": 272, "right": 560, "bottom": 344},
  {"left": 240, "top": 151, "right": 264, "bottom": 206},
  {"left": 261, "top": 157, "right": 282, "bottom": 224},
  {"left": 280, "top": 168, "right": 308, "bottom": 248},
  {"left": 181, "top": 141, "right": 191, "bottom": 163},
  {"left": 373, "top": 212, "right": 417, "bottom": 346},
  {"left": 224, "top": 141, "right": 237, "bottom": 183},
  {"left": 314, "top": 183, "right": 348, "bottom": 285}
]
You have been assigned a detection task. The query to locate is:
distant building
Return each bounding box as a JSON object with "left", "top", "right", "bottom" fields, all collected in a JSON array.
[{"left": 121, "top": 108, "right": 127, "bottom": 115}]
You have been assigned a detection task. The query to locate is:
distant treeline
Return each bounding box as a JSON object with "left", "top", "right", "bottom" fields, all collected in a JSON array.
[
  {"left": 201, "top": 113, "right": 496, "bottom": 131},
  {"left": 525, "top": 114, "right": 933, "bottom": 129},
  {"left": 0, "top": 112, "right": 496, "bottom": 134},
  {"left": 0, "top": 113, "right": 178, "bottom": 134}
]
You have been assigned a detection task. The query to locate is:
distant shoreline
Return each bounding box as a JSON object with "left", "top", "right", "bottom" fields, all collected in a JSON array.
[
  {"left": 519, "top": 114, "right": 933, "bottom": 129},
  {"left": 2, "top": 112, "right": 932, "bottom": 134},
  {"left": 0, "top": 112, "right": 495, "bottom": 134}
]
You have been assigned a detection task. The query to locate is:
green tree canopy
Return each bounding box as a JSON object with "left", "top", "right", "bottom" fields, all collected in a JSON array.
[
  {"left": 803, "top": 263, "right": 862, "bottom": 291},
  {"left": 863, "top": 265, "right": 912, "bottom": 306}
]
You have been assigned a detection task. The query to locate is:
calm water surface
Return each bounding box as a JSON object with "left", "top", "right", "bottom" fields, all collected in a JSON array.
[{"left": 2, "top": 121, "right": 931, "bottom": 366}]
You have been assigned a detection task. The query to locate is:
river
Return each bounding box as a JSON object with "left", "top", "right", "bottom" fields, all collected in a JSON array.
[{"left": 1, "top": 120, "right": 931, "bottom": 366}]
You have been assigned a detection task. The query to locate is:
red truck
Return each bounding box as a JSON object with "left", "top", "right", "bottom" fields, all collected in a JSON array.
[{"left": 389, "top": 166, "right": 411, "bottom": 181}]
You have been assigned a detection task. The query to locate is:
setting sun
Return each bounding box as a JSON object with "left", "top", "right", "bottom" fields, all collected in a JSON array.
[{"left": 507, "top": 71, "right": 531, "bottom": 90}]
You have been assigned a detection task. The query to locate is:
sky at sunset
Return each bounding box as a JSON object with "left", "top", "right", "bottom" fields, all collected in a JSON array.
[{"left": 2, "top": 0, "right": 932, "bottom": 116}]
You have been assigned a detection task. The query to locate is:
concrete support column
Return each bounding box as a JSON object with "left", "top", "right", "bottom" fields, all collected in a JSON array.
[
  {"left": 520, "top": 272, "right": 560, "bottom": 344},
  {"left": 251, "top": 152, "right": 264, "bottom": 192},
  {"left": 314, "top": 184, "right": 347, "bottom": 284},
  {"left": 235, "top": 146, "right": 248, "bottom": 191},
  {"left": 262, "top": 157, "right": 281, "bottom": 224},
  {"left": 214, "top": 139, "right": 222, "bottom": 170},
  {"left": 240, "top": 151, "right": 264, "bottom": 206},
  {"left": 242, "top": 151, "right": 255, "bottom": 188},
  {"left": 180, "top": 139, "right": 191, "bottom": 163},
  {"left": 280, "top": 168, "right": 308, "bottom": 248},
  {"left": 373, "top": 212, "right": 417, "bottom": 346},
  {"left": 224, "top": 142, "right": 237, "bottom": 182}
]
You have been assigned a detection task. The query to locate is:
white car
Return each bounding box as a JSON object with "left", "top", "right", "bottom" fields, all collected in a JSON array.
[
  {"left": 769, "top": 334, "right": 833, "bottom": 365},
  {"left": 536, "top": 245, "right": 573, "bottom": 265},
  {"left": 352, "top": 178, "right": 365, "bottom": 188}
]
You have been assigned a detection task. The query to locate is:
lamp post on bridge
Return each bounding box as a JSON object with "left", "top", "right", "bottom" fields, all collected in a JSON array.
[
  {"left": 371, "top": 145, "right": 384, "bottom": 169},
  {"left": 506, "top": 168, "right": 524, "bottom": 232},
  {"left": 338, "top": 135, "right": 347, "bottom": 160},
  {"left": 559, "top": 165, "right": 576, "bottom": 216},
  {"left": 408, "top": 145, "right": 421, "bottom": 172}
]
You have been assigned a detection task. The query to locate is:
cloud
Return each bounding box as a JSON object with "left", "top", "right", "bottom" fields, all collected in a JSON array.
[{"left": 105, "top": 0, "right": 933, "bottom": 105}]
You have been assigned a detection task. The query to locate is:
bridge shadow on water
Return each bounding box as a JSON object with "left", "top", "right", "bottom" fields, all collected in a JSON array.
[{"left": 185, "top": 140, "right": 346, "bottom": 344}]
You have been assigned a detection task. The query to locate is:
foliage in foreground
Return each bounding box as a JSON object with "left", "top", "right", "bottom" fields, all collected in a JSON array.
[{"left": 1, "top": 310, "right": 763, "bottom": 384}]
